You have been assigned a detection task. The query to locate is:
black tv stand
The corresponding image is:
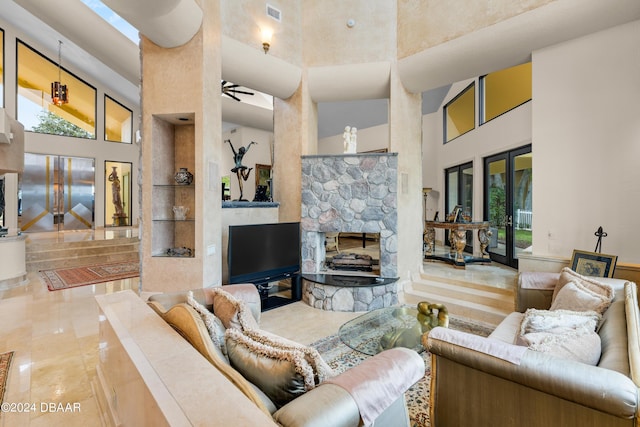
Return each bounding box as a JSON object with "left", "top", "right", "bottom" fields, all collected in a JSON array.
[{"left": 251, "top": 272, "right": 302, "bottom": 312}]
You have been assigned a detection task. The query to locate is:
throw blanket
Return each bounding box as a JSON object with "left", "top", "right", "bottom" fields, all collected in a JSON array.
[{"left": 325, "top": 348, "right": 424, "bottom": 426}]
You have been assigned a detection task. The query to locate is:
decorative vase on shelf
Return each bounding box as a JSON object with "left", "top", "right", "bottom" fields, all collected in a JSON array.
[
  {"left": 174, "top": 167, "right": 193, "bottom": 185},
  {"left": 172, "top": 206, "right": 189, "bottom": 220}
]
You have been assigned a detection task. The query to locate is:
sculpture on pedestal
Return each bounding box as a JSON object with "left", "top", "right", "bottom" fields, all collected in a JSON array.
[
  {"left": 343, "top": 126, "right": 357, "bottom": 153},
  {"left": 108, "top": 167, "right": 127, "bottom": 226},
  {"left": 225, "top": 139, "right": 257, "bottom": 201}
]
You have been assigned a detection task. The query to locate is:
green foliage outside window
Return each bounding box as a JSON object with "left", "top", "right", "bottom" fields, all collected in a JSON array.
[{"left": 31, "top": 111, "right": 94, "bottom": 139}]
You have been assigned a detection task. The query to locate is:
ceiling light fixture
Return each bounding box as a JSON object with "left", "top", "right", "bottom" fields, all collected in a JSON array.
[
  {"left": 51, "top": 40, "right": 69, "bottom": 106},
  {"left": 261, "top": 29, "right": 272, "bottom": 54}
]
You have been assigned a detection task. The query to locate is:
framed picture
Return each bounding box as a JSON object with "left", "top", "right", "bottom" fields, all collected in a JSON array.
[
  {"left": 570, "top": 250, "right": 618, "bottom": 278},
  {"left": 255, "top": 164, "right": 271, "bottom": 198}
]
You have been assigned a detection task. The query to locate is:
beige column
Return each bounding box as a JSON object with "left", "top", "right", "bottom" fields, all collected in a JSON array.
[
  {"left": 272, "top": 71, "right": 317, "bottom": 223},
  {"left": 389, "top": 63, "right": 423, "bottom": 282},
  {"left": 140, "top": 1, "right": 222, "bottom": 291}
]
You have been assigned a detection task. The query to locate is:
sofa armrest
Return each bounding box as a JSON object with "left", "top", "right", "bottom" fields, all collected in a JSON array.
[
  {"left": 516, "top": 272, "right": 558, "bottom": 312},
  {"left": 273, "top": 347, "right": 423, "bottom": 427},
  {"left": 273, "top": 384, "right": 362, "bottom": 427},
  {"left": 427, "top": 328, "right": 638, "bottom": 418}
]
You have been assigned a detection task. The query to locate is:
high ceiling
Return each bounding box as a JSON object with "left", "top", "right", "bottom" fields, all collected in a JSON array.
[{"left": 3, "top": 0, "right": 639, "bottom": 138}]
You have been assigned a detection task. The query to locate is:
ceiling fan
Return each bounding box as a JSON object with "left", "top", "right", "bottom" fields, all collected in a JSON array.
[{"left": 221, "top": 81, "right": 254, "bottom": 102}]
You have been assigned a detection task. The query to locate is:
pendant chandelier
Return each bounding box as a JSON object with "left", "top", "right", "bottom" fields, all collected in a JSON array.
[{"left": 51, "top": 40, "right": 69, "bottom": 106}]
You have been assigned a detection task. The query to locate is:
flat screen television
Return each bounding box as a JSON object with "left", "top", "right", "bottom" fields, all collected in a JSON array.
[{"left": 228, "top": 222, "right": 301, "bottom": 285}]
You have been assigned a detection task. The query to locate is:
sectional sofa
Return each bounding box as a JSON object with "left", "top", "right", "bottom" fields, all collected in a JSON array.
[{"left": 425, "top": 269, "right": 640, "bottom": 427}]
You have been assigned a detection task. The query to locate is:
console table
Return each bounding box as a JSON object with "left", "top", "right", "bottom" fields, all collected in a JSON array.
[{"left": 423, "top": 220, "right": 491, "bottom": 268}]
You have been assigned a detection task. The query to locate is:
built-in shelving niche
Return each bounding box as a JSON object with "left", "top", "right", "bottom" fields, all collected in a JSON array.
[{"left": 151, "top": 113, "right": 196, "bottom": 257}]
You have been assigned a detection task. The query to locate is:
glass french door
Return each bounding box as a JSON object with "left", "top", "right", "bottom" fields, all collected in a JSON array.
[
  {"left": 445, "top": 162, "right": 473, "bottom": 252},
  {"left": 484, "top": 145, "right": 532, "bottom": 268},
  {"left": 20, "top": 153, "right": 95, "bottom": 232}
]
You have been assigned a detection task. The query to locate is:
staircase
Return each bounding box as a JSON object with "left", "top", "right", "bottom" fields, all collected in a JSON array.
[
  {"left": 26, "top": 236, "right": 140, "bottom": 272},
  {"left": 403, "top": 267, "right": 516, "bottom": 327}
]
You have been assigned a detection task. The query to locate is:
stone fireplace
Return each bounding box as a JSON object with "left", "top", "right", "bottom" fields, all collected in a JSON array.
[{"left": 300, "top": 153, "right": 399, "bottom": 311}]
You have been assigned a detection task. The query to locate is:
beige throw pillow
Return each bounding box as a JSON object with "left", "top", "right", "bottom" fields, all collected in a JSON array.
[
  {"left": 550, "top": 280, "right": 613, "bottom": 314},
  {"left": 225, "top": 328, "right": 315, "bottom": 408},
  {"left": 553, "top": 268, "right": 614, "bottom": 314},
  {"left": 210, "top": 287, "right": 259, "bottom": 331}
]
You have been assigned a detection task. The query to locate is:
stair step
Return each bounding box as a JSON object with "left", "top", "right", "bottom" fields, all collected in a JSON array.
[
  {"left": 28, "top": 251, "right": 139, "bottom": 272},
  {"left": 26, "top": 243, "right": 139, "bottom": 261},
  {"left": 403, "top": 288, "right": 510, "bottom": 327},
  {"left": 419, "top": 272, "right": 515, "bottom": 296},
  {"left": 25, "top": 236, "right": 140, "bottom": 272},
  {"left": 410, "top": 279, "right": 514, "bottom": 311}
]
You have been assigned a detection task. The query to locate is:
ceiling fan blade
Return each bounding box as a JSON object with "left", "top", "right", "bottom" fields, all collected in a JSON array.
[
  {"left": 231, "top": 90, "right": 254, "bottom": 96},
  {"left": 224, "top": 93, "right": 242, "bottom": 102}
]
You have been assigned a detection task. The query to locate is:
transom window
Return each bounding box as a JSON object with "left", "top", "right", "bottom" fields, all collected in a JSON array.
[
  {"left": 480, "top": 62, "right": 531, "bottom": 124},
  {"left": 105, "top": 95, "right": 132, "bottom": 143},
  {"left": 443, "top": 82, "right": 475, "bottom": 143},
  {"left": 17, "top": 40, "right": 96, "bottom": 138}
]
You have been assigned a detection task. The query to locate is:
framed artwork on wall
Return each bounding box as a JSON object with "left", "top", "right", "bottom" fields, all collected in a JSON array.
[
  {"left": 255, "top": 164, "right": 271, "bottom": 200},
  {"left": 570, "top": 249, "right": 617, "bottom": 278}
]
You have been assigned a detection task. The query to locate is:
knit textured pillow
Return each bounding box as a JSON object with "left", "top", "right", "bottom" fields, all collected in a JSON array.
[{"left": 517, "top": 308, "right": 602, "bottom": 365}]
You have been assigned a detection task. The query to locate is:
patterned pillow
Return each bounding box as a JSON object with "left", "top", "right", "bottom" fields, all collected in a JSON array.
[
  {"left": 553, "top": 268, "right": 614, "bottom": 313},
  {"left": 225, "top": 328, "right": 315, "bottom": 408},
  {"left": 242, "top": 329, "right": 334, "bottom": 384},
  {"left": 210, "top": 288, "right": 259, "bottom": 331},
  {"left": 186, "top": 291, "right": 228, "bottom": 361}
]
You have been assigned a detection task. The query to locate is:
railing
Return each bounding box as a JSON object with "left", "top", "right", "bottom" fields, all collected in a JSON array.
[{"left": 515, "top": 209, "right": 532, "bottom": 230}]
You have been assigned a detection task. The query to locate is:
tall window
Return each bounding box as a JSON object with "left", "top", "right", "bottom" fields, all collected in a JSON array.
[
  {"left": 0, "top": 29, "right": 4, "bottom": 107},
  {"left": 105, "top": 95, "right": 132, "bottom": 143},
  {"left": 480, "top": 62, "right": 532, "bottom": 124},
  {"left": 443, "top": 82, "right": 475, "bottom": 143},
  {"left": 17, "top": 40, "right": 96, "bottom": 138}
]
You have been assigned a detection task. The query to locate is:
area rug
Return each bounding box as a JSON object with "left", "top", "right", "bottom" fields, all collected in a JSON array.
[
  {"left": 0, "top": 351, "right": 14, "bottom": 406},
  {"left": 40, "top": 262, "right": 140, "bottom": 291},
  {"left": 311, "top": 316, "right": 494, "bottom": 427}
]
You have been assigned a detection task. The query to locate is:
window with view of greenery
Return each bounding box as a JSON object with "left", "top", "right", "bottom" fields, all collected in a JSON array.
[
  {"left": 105, "top": 95, "right": 132, "bottom": 143},
  {"left": 17, "top": 40, "right": 96, "bottom": 138},
  {"left": 1, "top": 29, "right": 4, "bottom": 107},
  {"left": 480, "top": 62, "right": 531, "bottom": 124},
  {"left": 443, "top": 82, "right": 475, "bottom": 143}
]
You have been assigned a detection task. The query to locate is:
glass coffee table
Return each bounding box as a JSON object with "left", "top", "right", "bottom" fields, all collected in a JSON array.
[{"left": 339, "top": 305, "right": 441, "bottom": 356}]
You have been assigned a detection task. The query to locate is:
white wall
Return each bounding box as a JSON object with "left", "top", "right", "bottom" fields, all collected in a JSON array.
[
  {"left": 423, "top": 78, "right": 533, "bottom": 245},
  {"left": 0, "top": 19, "right": 141, "bottom": 229},
  {"left": 532, "top": 20, "right": 640, "bottom": 263},
  {"left": 221, "top": 126, "right": 273, "bottom": 201}
]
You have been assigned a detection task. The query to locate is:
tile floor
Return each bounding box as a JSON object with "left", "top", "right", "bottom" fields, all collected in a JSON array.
[{"left": 0, "top": 228, "right": 517, "bottom": 426}]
